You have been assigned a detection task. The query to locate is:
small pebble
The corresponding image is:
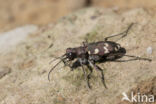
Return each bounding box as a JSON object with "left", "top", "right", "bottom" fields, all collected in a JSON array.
[{"left": 147, "top": 46, "right": 153, "bottom": 54}]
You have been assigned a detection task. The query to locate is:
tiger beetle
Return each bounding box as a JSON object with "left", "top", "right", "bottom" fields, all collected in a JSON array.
[{"left": 48, "top": 23, "right": 152, "bottom": 89}]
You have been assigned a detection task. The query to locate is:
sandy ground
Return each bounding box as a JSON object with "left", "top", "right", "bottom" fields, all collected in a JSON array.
[{"left": 0, "top": 8, "right": 155, "bottom": 104}]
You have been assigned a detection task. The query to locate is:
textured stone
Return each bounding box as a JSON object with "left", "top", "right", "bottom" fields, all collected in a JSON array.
[
  {"left": 0, "top": 67, "right": 11, "bottom": 79},
  {"left": 0, "top": 8, "right": 155, "bottom": 104}
]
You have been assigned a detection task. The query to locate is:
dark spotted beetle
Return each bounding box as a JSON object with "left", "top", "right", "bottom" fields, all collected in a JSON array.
[{"left": 48, "top": 23, "right": 151, "bottom": 89}]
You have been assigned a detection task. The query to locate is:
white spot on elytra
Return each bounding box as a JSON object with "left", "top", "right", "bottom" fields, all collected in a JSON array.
[
  {"left": 103, "top": 46, "right": 109, "bottom": 53},
  {"left": 115, "top": 47, "right": 118, "bottom": 51},
  {"left": 117, "top": 44, "right": 121, "bottom": 49},
  {"left": 88, "top": 51, "right": 91, "bottom": 54},
  {"left": 104, "top": 43, "right": 109, "bottom": 47},
  {"left": 94, "top": 48, "right": 99, "bottom": 54}
]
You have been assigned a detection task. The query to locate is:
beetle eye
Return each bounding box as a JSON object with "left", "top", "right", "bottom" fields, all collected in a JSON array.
[
  {"left": 67, "top": 52, "right": 73, "bottom": 57},
  {"left": 69, "top": 53, "right": 72, "bottom": 56},
  {"left": 67, "top": 52, "right": 75, "bottom": 60}
]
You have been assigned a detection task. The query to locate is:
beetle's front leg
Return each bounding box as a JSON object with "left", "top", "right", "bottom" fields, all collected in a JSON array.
[
  {"left": 61, "top": 58, "right": 75, "bottom": 71},
  {"left": 70, "top": 59, "right": 81, "bottom": 70}
]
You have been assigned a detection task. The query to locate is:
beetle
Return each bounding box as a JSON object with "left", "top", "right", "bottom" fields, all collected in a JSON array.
[{"left": 48, "top": 23, "right": 151, "bottom": 89}]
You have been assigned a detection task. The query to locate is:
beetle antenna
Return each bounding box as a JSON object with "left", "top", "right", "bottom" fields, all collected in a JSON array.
[
  {"left": 48, "top": 60, "right": 63, "bottom": 81},
  {"left": 49, "top": 54, "right": 66, "bottom": 64},
  {"left": 48, "top": 54, "right": 67, "bottom": 81}
]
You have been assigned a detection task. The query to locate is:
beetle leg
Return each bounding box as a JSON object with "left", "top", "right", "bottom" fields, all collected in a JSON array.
[
  {"left": 79, "top": 60, "right": 91, "bottom": 89},
  {"left": 89, "top": 60, "right": 107, "bottom": 89},
  {"left": 71, "top": 59, "right": 81, "bottom": 69},
  {"left": 82, "top": 39, "right": 88, "bottom": 47},
  {"left": 124, "top": 55, "right": 152, "bottom": 62},
  {"left": 110, "top": 54, "right": 152, "bottom": 62},
  {"left": 61, "top": 58, "right": 73, "bottom": 70},
  {"left": 86, "top": 64, "right": 93, "bottom": 89},
  {"left": 67, "top": 64, "right": 74, "bottom": 71},
  {"left": 81, "top": 65, "right": 88, "bottom": 87},
  {"left": 111, "top": 59, "right": 138, "bottom": 62},
  {"left": 104, "top": 23, "right": 134, "bottom": 41}
]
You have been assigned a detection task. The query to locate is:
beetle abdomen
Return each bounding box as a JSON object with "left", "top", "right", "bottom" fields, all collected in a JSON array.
[{"left": 86, "top": 41, "right": 121, "bottom": 56}]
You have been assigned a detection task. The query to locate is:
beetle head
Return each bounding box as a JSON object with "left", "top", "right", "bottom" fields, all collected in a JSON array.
[{"left": 66, "top": 48, "right": 76, "bottom": 60}]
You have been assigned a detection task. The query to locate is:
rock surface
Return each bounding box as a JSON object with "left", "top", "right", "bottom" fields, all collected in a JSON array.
[
  {"left": 0, "top": 25, "right": 38, "bottom": 53},
  {"left": 0, "top": 67, "right": 11, "bottom": 79},
  {"left": 0, "top": 8, "right": 155, "bottom": 104}
]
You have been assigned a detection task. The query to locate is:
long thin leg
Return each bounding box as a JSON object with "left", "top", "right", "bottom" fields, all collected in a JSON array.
[
  {"left": 109, "top": 54, "right": 152, "bottom": 63},
  {"left": 80, "top": 63, "right": 90, "bottom": 88},
  {"left": 86, "top": 65, "right": 93, "bottom": 89},
  {"left": 111, "top": 59, "right": 141, "bottom": 62},
  {"left": 78, "top": 58, "right": 92, "bottom": 89},
  {"left": 71, "top": 59, "right": 81, "bottom": 69},
  {"left": 89, "top": 60, "right": 107, "bottom": 89},
  {"left": 104, "top": 23, "right": 134, "bottom": 41},
  {"left": 124, "top": 55, "right": 152, "bottom": 62},
  {"left": 82, "top": 65, "right": 87, "bottom": 79}
]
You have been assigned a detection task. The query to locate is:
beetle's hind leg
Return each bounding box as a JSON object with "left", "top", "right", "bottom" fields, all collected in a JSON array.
[
  {"left": 89, "top": 60, "right": 107, "bottom": 89},
  {"left": 104, "top": 23, "right": 134, "bottom": 41},
  {"left": 124, "top": 55, "right": 152, "bottom": 62},
  {"left": 109, "top": 54, "right": 152, "bottom": 62}
]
